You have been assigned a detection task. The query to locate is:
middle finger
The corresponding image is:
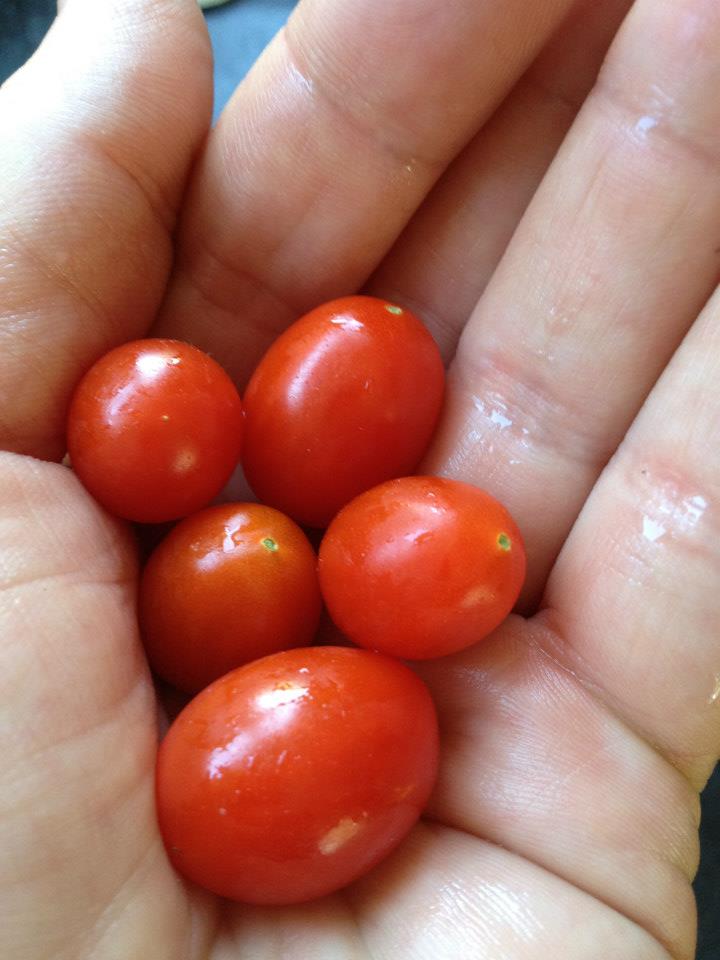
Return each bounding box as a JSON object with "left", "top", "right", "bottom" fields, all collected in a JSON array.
[{"left": 154, "top": 0, "right": 575, "bottom": 385}]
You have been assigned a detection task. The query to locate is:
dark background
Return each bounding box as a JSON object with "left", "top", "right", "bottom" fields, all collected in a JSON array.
[{"left": 1, "top": 0, "right": 717, "bottom": 955}]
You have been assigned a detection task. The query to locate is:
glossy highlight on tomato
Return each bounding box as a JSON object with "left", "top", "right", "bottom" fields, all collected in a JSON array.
[
  {"left": 241, "top": 296, "right": 445, "bottom": 528},
  {"left": 155, "top": 646, "right": 439, "bottom": 905},
  {"left": 67, "top": 339, "right": 244, "bottom": 523},
  {"left": 318, "top": 476, "right": 526, "bottom": 659},
  {"left": 140, "top": 503, "right": 322, "bottom": 693}
]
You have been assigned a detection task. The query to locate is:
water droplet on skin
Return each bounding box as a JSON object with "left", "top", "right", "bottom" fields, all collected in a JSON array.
[
  {"left": 642, "top": 516, "right": 666, "bottom": 542},
  {"left": 634, "top": 115, "right": 659, "bottom": 137},
  {"left": 489, "top": 408, "right": 512, "bottom": 430}
]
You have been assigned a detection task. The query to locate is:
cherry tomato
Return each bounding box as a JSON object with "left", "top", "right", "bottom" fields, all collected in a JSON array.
[
  {"left": 66, "top": 339, "right": 243, "bottom": 523},
  {"left": 242, "top": 296, "right": 445, "bottom": 528},
  {"left": 156, "top": 646, "right": 439, "bottom": 904},
  {"left": 318, "top": 476, "right": 526, "bottom": 659},
  {"left": 140, "top": 503, "right": 322, "bottom": 693}
]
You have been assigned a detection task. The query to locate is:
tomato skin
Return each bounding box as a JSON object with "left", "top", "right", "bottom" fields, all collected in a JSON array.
[
  {"left": 241, "top": 296, "right": 445, "bottom": 528},
  {"left": 155, "top": 646, "right": 439, "bottom": 905},
  {"left": 318, "top": 476, "right": 526, "bottom": 660},
  {"left": 140, "top": 503, "right": 322, "bottom": 693},
  {"left": 67, "top": 339, "right": 243, "bottom": 523}
]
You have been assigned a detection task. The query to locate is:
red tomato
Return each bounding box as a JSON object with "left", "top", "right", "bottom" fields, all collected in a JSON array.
[
  {"left": 156, "top": 646, "right": 439, "bottom": 904},
  {"left": 242, "top": 296, "right": 444, "bottom": 528},
  {"left": 67, "top": 339, "right": 243, "bottom": 523},
  {"left": 140, "top": 503, "right": 322, "bottom": 693},
  {"left": 318, "top": 476, "right": 526, "bottom": 659}
]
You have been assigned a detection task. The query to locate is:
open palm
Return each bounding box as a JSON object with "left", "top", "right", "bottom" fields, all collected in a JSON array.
[{"left": 2, "top": 0, "right": 718, "bottom": 957}]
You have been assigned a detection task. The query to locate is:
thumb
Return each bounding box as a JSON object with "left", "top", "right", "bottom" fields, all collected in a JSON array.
[{"left": 0, "top": 0, "right": 212, "bottom": 460}]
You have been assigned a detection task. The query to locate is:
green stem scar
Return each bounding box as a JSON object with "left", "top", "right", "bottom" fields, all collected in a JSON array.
[
  {"left": 497, "top": 533, "right": 511, "bottom": 552},
  {"left": 262, "top": 537, "right": 279, "bottom": 552},
  {"left": 384, "top": 304, "right": 403, "bottom": 315}
]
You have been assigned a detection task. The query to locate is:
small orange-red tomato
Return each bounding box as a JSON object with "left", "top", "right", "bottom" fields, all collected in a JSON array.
[
  {"left": 156, "top": 646, "right": 439, "bottom": 905},
  {"left": 140, "top": 503, "right": 322, "bottom": 693},
  {"left": 318, "top": 476, "right": 526, "bottom": 660},
  {"left": 242, "top": 296, "right": 445, "bottom": 528},
  {"left": 67, "top": 339, "right": 243, "bottom": 523}
]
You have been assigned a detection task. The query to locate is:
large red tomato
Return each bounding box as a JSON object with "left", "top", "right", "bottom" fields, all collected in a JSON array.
[
  {"left": 241, "top": 296, "right": 445, "bottom": 528},
  {"left": 140, "top": 503, "right": 322, "bottom": 693},
  {"left": 155, "top": 646, "right": 439, "bottom": 904},
  {"left": 67, "top": 339, "right": 243, "bottom": 523},
  {"left": 318, "top": 476, "right": 526, "bottom": 659}
]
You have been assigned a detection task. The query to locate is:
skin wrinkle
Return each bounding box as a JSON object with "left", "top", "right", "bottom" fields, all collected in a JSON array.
[
  {"left": 419, "top": 628, "right": 700, "bottom": 958},
  {"left": 282, "top": 23, "right": 450, "bottom": 175},
  {"left": 73, "top": 128, "right": 178, "bottom": 235},
  {"left": 348, "top": 822, "right": 677, "bottom": 960},
  {"left": 417, "top": 816, "right": 690, "bottom": 960}
]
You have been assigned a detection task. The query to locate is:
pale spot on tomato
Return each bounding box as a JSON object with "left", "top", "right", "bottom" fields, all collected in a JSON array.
[
  {"left": 256, "top": 684, "right": 309, "bottom": 710},
  {"left": 394, "top": 784, "right": 415, "bottom": 801},
  {"left": 384, "top": 304, "right": 403, "bottom": 315},
  {"left": 329, "top": 315, "right": 364, "bottom": 330},
  {"left": 262, "top": 536, "right": 279, "bottom": 552},
  {"left": 318, "top": 816, "right": 364, "bottom": 855},
  {"left": 497, "top": 532, "right": 511, "bottom": 552},
  {"left": 460, "top": 584, "right": 495, "bottom": 608},
  {"left": 173, "top": 448, "right": 197, "bottom": 474}
]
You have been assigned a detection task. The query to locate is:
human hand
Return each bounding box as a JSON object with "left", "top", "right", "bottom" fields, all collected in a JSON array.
[{"left": 1, "top": 0, "right": 717, "bottom": 957}]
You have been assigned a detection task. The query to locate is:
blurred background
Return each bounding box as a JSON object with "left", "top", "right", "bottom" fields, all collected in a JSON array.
[{"left": 1, "top": 1, "right": 718, "bottom": 955}]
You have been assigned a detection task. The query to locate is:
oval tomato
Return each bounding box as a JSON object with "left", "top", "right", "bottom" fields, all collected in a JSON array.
[
  {"left": 140, "top": 503, "right": 322, "bottom": 693},
  {"left": 318, "top": 476, "right": 526, "bottom": 659},
  {"left": 67, "top": 339, "right": 243, "bottom": 523},
  {"left": 156, "top": 646, "right": 439, "bottom": 904},
  {"left": 241, "top": 296, "right": 444, "bottom": 528}
]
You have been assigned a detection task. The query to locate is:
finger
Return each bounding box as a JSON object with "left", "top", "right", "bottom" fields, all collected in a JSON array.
[
  {"left": 0, "top": 0, "right": 212, "bottom": 460},
  {"left": 368, "top": 0, "right": 632, "bottom": 360},
  {"left": 415, "top": 622, "right": 699, "bottom": 960},
  {"left": 426, "top": 0, "right": 720, "bottom": 602},
  {"left": 0, "top": 454, "right": 214, "bottom": 957},
  {"left": 154, "top": 0, "right": 576, "bottom": 386},
  {"left": 348, "top": 823, "right": 673, "bottom": 959},
  {"left": 543, "top": 282, "right": 720, "bottom": 789},
  {"left": 216, "top": 898, "right": 368, "bottom": 958}
]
